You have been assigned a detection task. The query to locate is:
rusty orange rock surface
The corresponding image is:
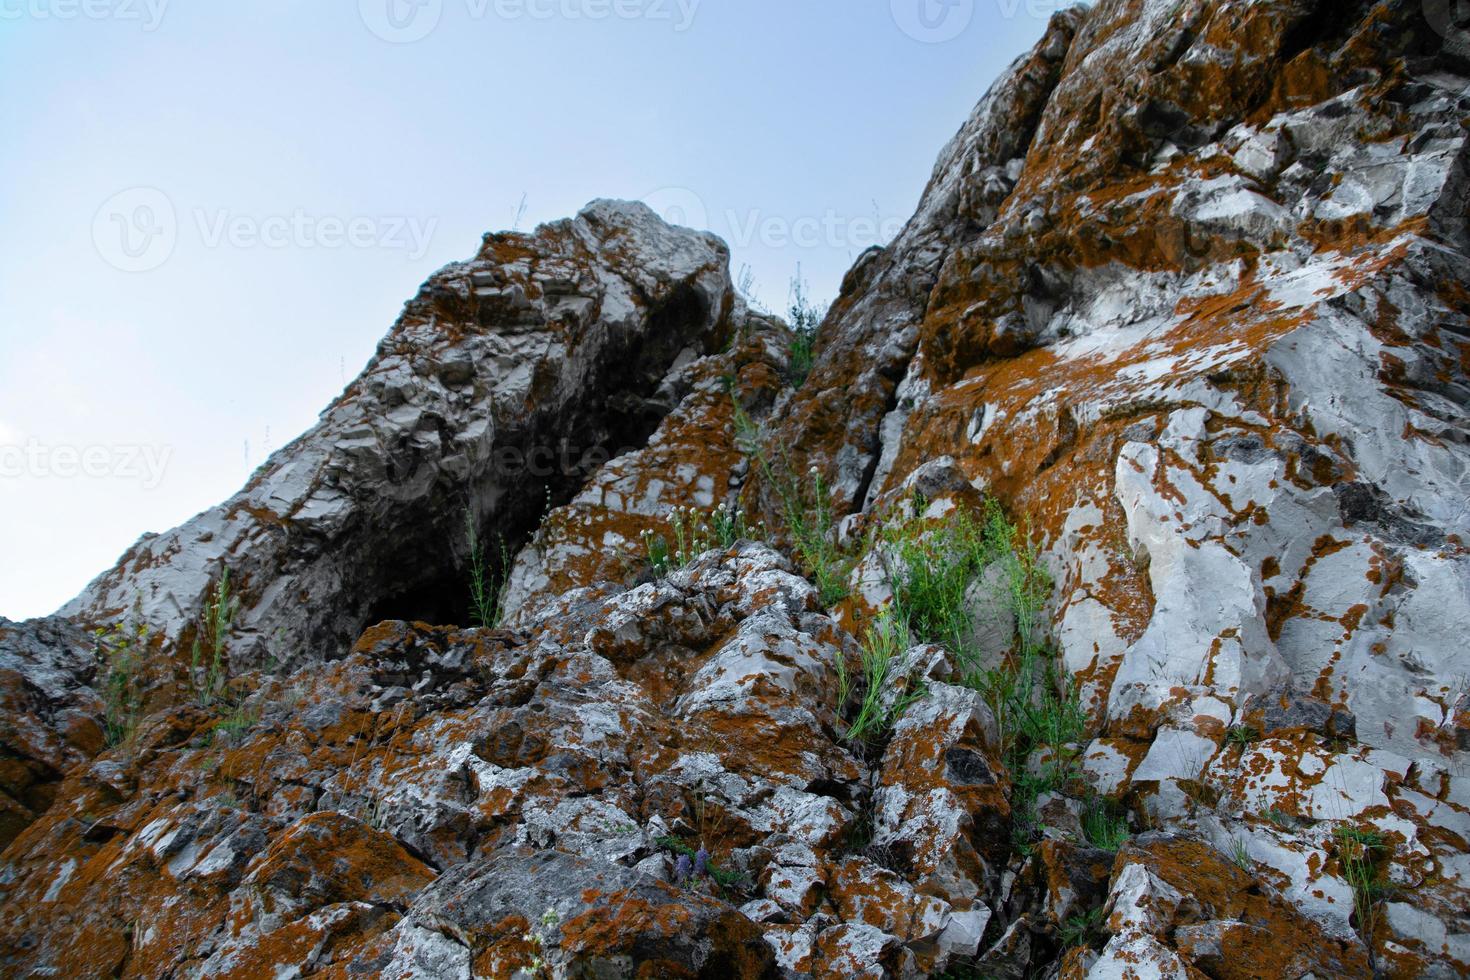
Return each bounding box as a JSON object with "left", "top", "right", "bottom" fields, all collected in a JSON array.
[{"left": 5, "top": 1, "right": 1470, "bottom": 977}]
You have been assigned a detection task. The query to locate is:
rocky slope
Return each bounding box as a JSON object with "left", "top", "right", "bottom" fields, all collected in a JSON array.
[{"left": 3, "top": 0, "right": 1470, "bottom": 976}]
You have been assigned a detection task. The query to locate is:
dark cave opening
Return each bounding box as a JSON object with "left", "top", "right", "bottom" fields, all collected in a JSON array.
[{"left": 355, "top": 281, "right": 715, "bottom": 637}]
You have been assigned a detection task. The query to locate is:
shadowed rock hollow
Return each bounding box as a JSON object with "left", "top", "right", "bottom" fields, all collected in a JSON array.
[{"left": 3, "top": 1, "right": 1470, "bottom": 977}]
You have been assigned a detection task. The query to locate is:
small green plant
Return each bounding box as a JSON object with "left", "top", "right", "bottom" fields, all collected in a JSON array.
[
  {"left": 731, "top": 399, "right": 763, "bottom": 456},
  {"left": 880, "top": 498, "right": 992, "bottom": 661},
  {"left": 1009, "top": 771, "right": 1047, "bottom": 855},
  {"left": 522, "top": 906, "right": 560, "bottom": 977},
  {"left": 1261, "top": 807, "right": 1292, "bottom": 830},
  {"left": 786, "top": 275, "right": 824, "bottom": 389},
  {"left": 840, "top": 811, "right": 875, "bottom": 856},
  {"left": 1335, "top": 826, "right": 1385, "bottom": 848},
  {"left": 1059, "top": 906, "right": 1104, "bottom": 950},
  {"left": 880, "top": 501, "right": 1055, "bottom": 704},
  {"left": 878, "top": 497, "right": 1084, "bottom": 854},
  {"left": 977, "top": 506, "right": 1070, "bottom": 750},
  {"left": 1229, "top": 836, "right": 1252, "bottom": 870},
  {"left": 1081, "top": 799, "right": 1130, "bottom": 852},
  {"left": 708, "top": 864, "right": 750, "bottom": 892},
  {"left": 213, "top": 702, "right": 258, "bottom": 745},
  {"left": 641, "top": 503, "right": 762, "bottom": 577},
  {"left": 656, "top": 834, "right": 750, "bottom": 898},
  {"left": 784, "top": 467, "right": 850, "bottom": 606},
  {"left": 360, "top": 783, "right": 394, "bottom": 833},
  {"left": 464, "top": 509, "right": 507, "bottom": 628},
  {"left": 667, "top": 506, "right": 710, "bottom": 566},
  {"left": 843, "top": 610, "right": 925, "bottom": 743},
  {"left": 642, "top": 529, "right": 674, "bottom": 576},
  {"left": 1225, "top": 725, "right": 1261, "bottom": 748},
  {"left": 1334, "top": 825, "right": 1388, "bottom": 943},
  {"left": 655, "top": 833, "right": 695, "bottom": 857},
  {"left": 1024, "top": 685, "right": 1087, "bottom": 765},
  {"left": 833, "top": 637, "right": 852, "bottom": 716},
  {"left": 707, "top": 502, "right": 755, "bottom": 549},
  {"left": 94, "top": 622, "right": 149, "bottom": 747},
  {"left": 728, "top": 394, "right": 852, "bottom": 605},
  {"left": 882, "top": 498, "right": 1077, "bottom": 757},
  {"left": 1009, "top": 761, "right": 1078, "bottom": 855},
  {"left": 191, "top": 570, "right": 238, "bottom": 709}
]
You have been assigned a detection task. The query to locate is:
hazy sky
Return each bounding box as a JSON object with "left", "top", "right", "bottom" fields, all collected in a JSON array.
[{"left": 0, "top": 0, "right": 1064, "bottom": 620}]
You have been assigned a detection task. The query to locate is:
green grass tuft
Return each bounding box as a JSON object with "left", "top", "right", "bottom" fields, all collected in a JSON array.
[
  {"left": 1082, "top": 799, "right": 1131, "bottom": 852},
  {"left": 1225, "top": 724, "right": 1261, "bottom": 748},
  {"left": 843, "top": 610, "right": 926, "bottom": 743},
  {"left": 465, "top": 509, "right": 509, "bottom": 628},
  {"left": 785, "top": 274, "right": 824, "bottom": 389},
  {"left": 95, "top": 621, "right": 149, "bottom": 747},
  {"left": 1059, "top": 906, "right": 1105, "bottom": 951},
  {"left": 191, "top": 570, "right": 238, "bottom": 709},
  {"left": 1334, "top": 824, "right": 1389, "bottom": 945}
]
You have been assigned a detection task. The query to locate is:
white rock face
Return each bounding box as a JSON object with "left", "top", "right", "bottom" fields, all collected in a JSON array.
[
  {"left": 1103, "top": 861, "right": 1191, "bottom": 936},
  {"left": 766, "top": 2, "right": 1470, "bottom": 973}
]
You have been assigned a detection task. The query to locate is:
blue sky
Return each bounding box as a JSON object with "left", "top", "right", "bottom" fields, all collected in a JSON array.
[{"left": 0, "top": 0, "right": 1063, "bottom": 619}]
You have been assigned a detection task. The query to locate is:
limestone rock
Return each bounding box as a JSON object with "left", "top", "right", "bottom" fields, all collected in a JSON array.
[
  {"left": 6, "top": 1, "right": 1470, "bottom": 976},
  {"left": 0, "top": 617, "right": 102, "bottom": 849},
  {"left": 0, "top": 545, "right": 863, "bottom": 977},
  {"left": 1095, "top": 833, "right": 1370, "bottom": 979},
  {"left": 762, "top": 2, "right": 1470, "bottom": 971},
  {"left": 408, "top": 847, "right": 778, "bottom": 978},
  {"left": 63, "top": 199, "right": 735, "bottom": 671}
]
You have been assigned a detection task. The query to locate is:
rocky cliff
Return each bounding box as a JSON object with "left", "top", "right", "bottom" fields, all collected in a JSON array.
[{"left": 3, "top": 0, "right": 1469, "bottom": 977}]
